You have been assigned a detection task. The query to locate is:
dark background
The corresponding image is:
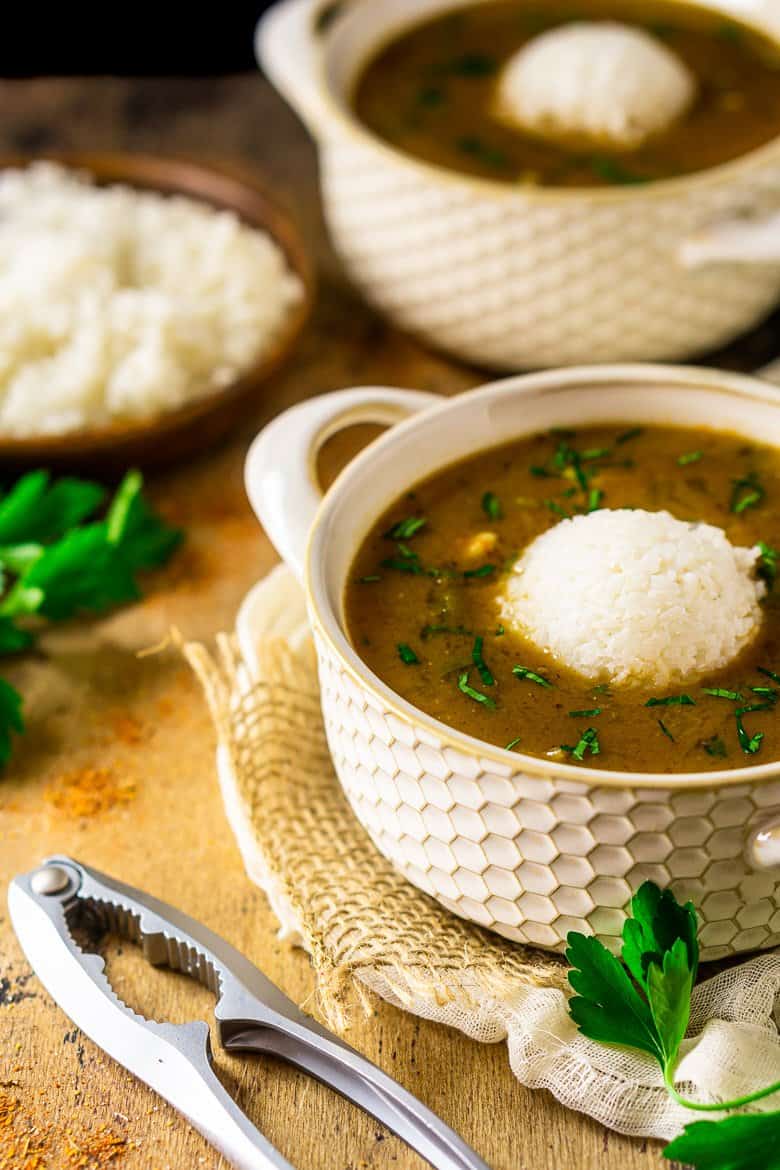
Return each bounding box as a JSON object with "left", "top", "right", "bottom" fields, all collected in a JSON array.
[{"left": 3, "top": 3, "right": 277, "bottom": 76}]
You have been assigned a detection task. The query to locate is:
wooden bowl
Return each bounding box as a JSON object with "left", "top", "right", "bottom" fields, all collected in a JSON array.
[{"left": 0, "top": 152, "right": 314, "bottom": 473}]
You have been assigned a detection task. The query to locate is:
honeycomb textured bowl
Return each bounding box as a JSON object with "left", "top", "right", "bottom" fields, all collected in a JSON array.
[
  {"left": 246, "top": 367, "right": 780, "bottom": 959},
  {"left": 258, "top": 0, "right": 780, "bottom": 370}
]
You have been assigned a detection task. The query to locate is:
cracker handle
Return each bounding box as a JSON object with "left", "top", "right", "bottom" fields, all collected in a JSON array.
[{"left": 244, "top": 386, "right": 440, "bottom": 583}]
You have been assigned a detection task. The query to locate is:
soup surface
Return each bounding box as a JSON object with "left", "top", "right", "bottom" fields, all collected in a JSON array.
[
  {"left": 353, "top": 0, "right": 780, "bottom": 186},
  {"left": 345, "top": 424, "right": 780, "bottom": 772}
]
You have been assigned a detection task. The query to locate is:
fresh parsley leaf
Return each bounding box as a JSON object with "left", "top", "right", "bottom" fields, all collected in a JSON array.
[
  {"left": 0, "top": 472, "right": 105, "bottom": 545},
  {"left": 664, "top": 1113, "right": 780, "bottom": 1169},
  {"left": 22, "top": 524, "right": 141, "bottom": 620},
  {"left": 0, "top": 618, "right": 33, "bottom": 655},
  {"left": 566, "top": 932, "right": 663, "bottom": 1062},
  {"left": 397, "top": 643, "right": 419, "bottom": 665},
  {"left": 512, "top": 665, "right": 552, "bottom": 688},
  {"left": 0, "top": 678, "right": 24, "bottom": 766},
  {"left": 107, "top": 473, "right": 182, "bottom": 570},
  {"left": 621, "top": 882, "right": 698, "bottom": 995},
  {"left": 481, "top": 491, "right": 502, "bottom": 520},
  {"left": 458, "top": 669, "right": 496, "bottom": 709}
]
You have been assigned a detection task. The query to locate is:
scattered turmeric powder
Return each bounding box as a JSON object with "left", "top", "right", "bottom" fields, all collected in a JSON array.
[
  {"left": 64, "top": 1125, "right": 126, "bottom": 1167},
  {"left": 45, "top": 768, "right": 136, "bottom": 819}
]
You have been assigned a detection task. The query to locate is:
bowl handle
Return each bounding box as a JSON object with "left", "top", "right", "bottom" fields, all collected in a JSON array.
[
  {"left": 678, "top": 209, "right": 780, "bottom": 267},
  {"left": 245, "top": 387, "right": 442, "bottom": 584},
  {"left": 255, "top": 0, "right": 329, "bottom": 135}
]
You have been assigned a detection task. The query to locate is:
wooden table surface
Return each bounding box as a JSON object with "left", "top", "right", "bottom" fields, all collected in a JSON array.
[{"left": 1, "top": 72, "right": 776, "bottom": 1170}]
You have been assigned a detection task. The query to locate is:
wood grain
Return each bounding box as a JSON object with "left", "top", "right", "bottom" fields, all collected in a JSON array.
[{"left": 0, "top": 72, "right": 758, "bottom": 1170}]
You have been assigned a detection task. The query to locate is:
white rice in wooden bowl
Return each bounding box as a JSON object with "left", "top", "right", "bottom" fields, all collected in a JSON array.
[
  {"left": 0, "top": 162, "right": 304, "bottom": 437},
  {"left": 501, "top": 509, "right": 766, "bottom": 688}
]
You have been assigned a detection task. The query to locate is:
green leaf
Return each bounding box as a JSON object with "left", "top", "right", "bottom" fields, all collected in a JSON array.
[
  {"left": 397, "top": 643, "right": 419, "bottom": 665},
  {"left": 458, "top": 669, "right": 496, "bottom": 710},
  {"left": 107, "top": 473, "right": 182, "bottom": 570},
  {"left": 566, "top": 933, "right": 663, "bottom": 1063},
  {"left": 758, "top": 541, "right": 778, "bottom": 591},
  {"left": 0, "top": 677, "right": 24, "bottom": 766},
  {"left": 22, "top": 523, "right": 141, "bottom": 620},
  {"left": 0, "top": 618, "right": 33, "bottom": 655},
  {"left": 647, "top": 938, "right": 696, "bottom": 1081},
  {"left": 622, "top": 882, "right": 699, "bottom": 992},
  {"left": 0, "top": 472, "right": 105, "bottom": 544},
  {"left": 384, "top": 516, "right": 426, "bottom": 541},
  {"left": 664, "top": 1113, "right": 780, "bottom": 1169},
  {"left": 481, "top": 491, "right": 502, "bottom": 521}
]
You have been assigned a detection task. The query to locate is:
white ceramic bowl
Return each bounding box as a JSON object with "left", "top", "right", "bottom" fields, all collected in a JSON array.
[
  {"left": 257, "top": 0, "right": 780, "bottom": 370},
  {"left": 247, "top": 366, "right": 780, "bottom": 959}
]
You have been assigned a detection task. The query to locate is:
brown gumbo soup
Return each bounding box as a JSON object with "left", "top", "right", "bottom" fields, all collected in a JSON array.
[
  {"left": 353, "top": 0, "right": 780, "bottom": 187},
  {"left": 345, "top": 425, "right": 780, "bottom": 772}
]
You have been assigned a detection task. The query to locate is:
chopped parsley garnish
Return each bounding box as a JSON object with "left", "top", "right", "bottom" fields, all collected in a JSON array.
[
  {"left": 458, "top": 669, "right": 496, "bottom": 709},
  {"left": 757, "top": 541, "right": 777, "bottom": 590},
  {"left": 471, "top": 636, "right": 494, "bottom": 686},
  {"left": 702, "top": 735, "right": 727, "bottom": 758},
  {"left": 581, "top": 448, "right": 612, "bottom": 461},
  {"left": 615, "top": 427, "right": 643, "bottom": 445},
  {"left": 448, "top": 52, "right": 498, "bottom": 77},
  {"left": 397, "top": 643, "right": 419, "bottom": 665},
  {"left": 420, "top": 623, "right": 471, "bottom": 639},
  {"left": 758, "top": 666, "right": 780, "bottom": 684},
  {"left": 563, "top": 727, "right": 601, "bottom": 761},
  {"left": 357, "top": 575, "right": 381, "bottom": 584},
  {"left": 384, "top": 516, "right": 427, "bottom": 540},
  {"left": 701, "top": 688, "right": 742, "bottom": 701},
  {"left": 645, "top": 695, "right": 695, "bottom": 708},
  {"left": 569, "top": 708, "right": 602, "bottom": 718},
  {"left": 658, "top": 720, "right": 675, "bottom": 742},
  {"left": 463, "top": 563, "right": 495, "bottom": 579},
  {"left": 730, "top": 471, "right": 764, "bottom": 515},
  {"left": 751, "top": 686, "right": 778, "bottom": 700},
  {"left": 677, "top": 451, "right": 703, "bottom": 466},
  {"left": 481, "top": 491, "right": 502, "bottom": 520},
  {"left": 587, "top": 488, "right": 604, "bottom": 512},
  {"left": 736, "top": 711, "right": 765, "bottom": 755},
  {"left": 513, "top": 665, "right": 552, "bottom": 688},
  {"left": 505, "top": 736, "right": 522, "bottom": 751},
  {"left": 381, "top": 553, "right": 423, "bottom": 574}
]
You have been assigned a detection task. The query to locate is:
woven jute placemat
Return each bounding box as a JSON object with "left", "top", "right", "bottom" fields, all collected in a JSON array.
[{"left": 185, "top": 620, "right": 566, "bottom": 1030}]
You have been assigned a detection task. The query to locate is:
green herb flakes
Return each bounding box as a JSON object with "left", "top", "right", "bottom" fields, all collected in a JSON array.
[
  {"left": 730, "top": 471, "right": 765, "bottom": 515},
  {"left": 505, "top": 736, "right": 522, "bottom": 751},
  {"left": 758, "top": 667, "right": 780, "bottom": 684},
  {"left": 758, "top": 541, "right": 778, "bottom": 590},
  {"left": 481, "top": 491, "right": 502, "bottom": 520},
  {"left": 463, "top": 563, "right": 495, "bottom": 579},
  {"left": 458, "top": 669, "right": 496, "bottom": 709},
  {"left": 357, "top": 575, "right": 381, "bottom": 584},
  {"left": 701, "top": 688, "right": 742, "bottom": 701},
  {"left": 471, "top": 636, "right": 494, "bottom": 686},
  {"left": 397, "top": 643, "right": 419, "bottom": 665},
  {"left": 658, "top": 720, "right": 675, "bottom": 743},
  {"left": 569, "top": 708, "right": 602, "bottom": 719},
  {"left": 563, "top": 728, "right": 601, "bottom": 761},
  {"left": 645, "top": 695, "right": 695, "bottom": 708},
  {"left": 545, "top": 499, "right": 569, "bottom": 519},
  {"left": 702, "top": 735, "right": 727, "bottom": 759},
  {"left": 495, "top": 624, "right": 505, "bottom": 637},
  {"left": 513, "top": 665, "right": 552, "bottom": 688},
  {"left": 677, "top": 451, "right": 703, "bottom": 466},
  {"left": 587, "top": 488, "right": 604, "bottom": 513},
  {"left": 384, "top": 516, "right": 426, "bottom": 541}
]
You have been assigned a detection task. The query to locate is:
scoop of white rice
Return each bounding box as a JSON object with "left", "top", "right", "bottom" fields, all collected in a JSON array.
[
  {"left": 501, "top": 509, "right": 765, "bottom": 688},
  {"left": 0, "top": 162, "right": 303, "bottom": 437},
  {"left": 494, "top": 22, "right": 696, "bottom": 149}
]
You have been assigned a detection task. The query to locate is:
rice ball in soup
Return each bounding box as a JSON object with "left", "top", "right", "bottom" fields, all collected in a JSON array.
[
  {"left": 495, "top": 22, "right": 697, "bottom": 148},
  {"left": 501, "top": 509, "right": 765, "bottom": 688}
]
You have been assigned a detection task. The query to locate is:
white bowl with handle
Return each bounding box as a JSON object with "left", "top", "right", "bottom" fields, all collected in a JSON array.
[
  {"left": 257, "top": 0, "right": 780, "bottom": 370},
  {"left": 246, "top": 364, "right": 780, "bottom": 959}
]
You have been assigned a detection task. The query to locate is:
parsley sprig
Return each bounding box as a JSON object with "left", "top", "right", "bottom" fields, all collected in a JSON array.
[
  {"left": 567, "top": 882, "right": 780, "bottom": 1167},
  {"left": 0, "top": 469, "right": 181, "bottom": 766}
]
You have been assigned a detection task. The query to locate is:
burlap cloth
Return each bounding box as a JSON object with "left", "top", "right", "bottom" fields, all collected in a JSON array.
[{"left": 185, "top": 565, "right": 780, "bottom": 1143}]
